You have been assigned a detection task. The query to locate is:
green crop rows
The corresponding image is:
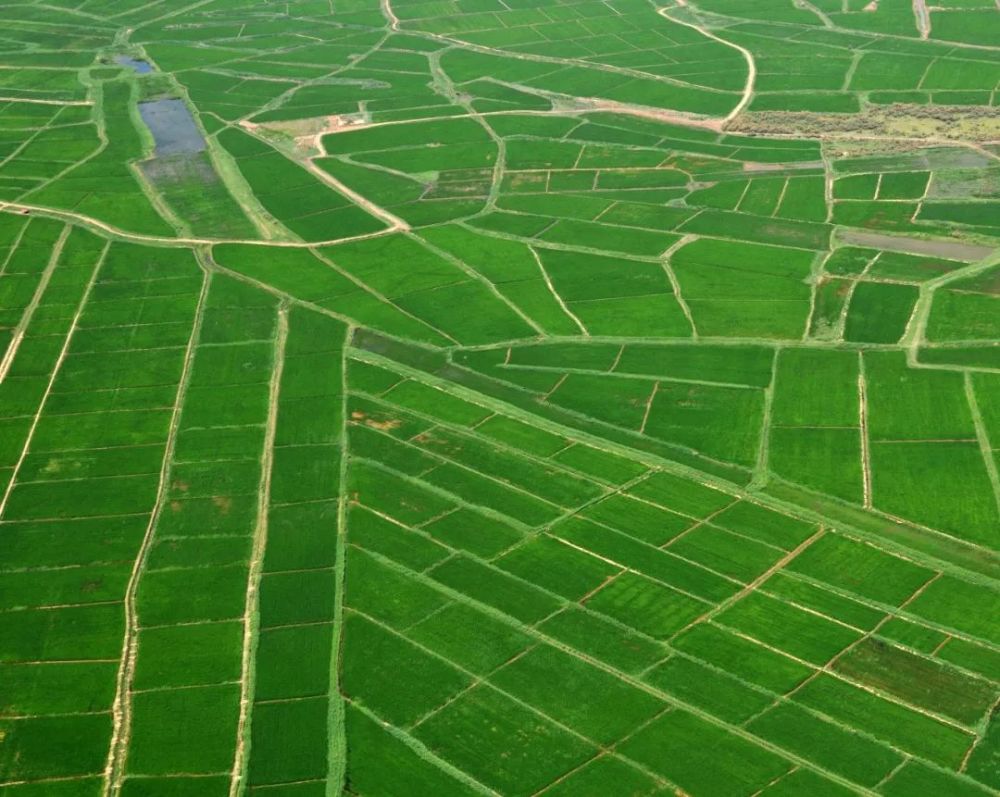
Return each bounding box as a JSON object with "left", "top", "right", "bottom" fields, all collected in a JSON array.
[{"left": 0, "top": 0, "right": 998, "bottom": 794}]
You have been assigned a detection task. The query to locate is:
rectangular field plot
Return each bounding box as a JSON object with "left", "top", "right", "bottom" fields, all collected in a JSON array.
[
  {"left": 870, "top": 440, "right": 999, "bottom": 547},
  {"left": 747, "top": 702, "right": 902, "bottom": 786},
  {"left": 768, "top": 427, "right": 863, "bottom": 502},
  {"left": 715, "top": 592, "right": 862, "bottom": 664},
  {"left": 793, "top": 675, "right": 975, "bottom": 768},
  {"left": 643, "top": 654, "right": 774, "bottom": 723},
  {"left": 619, "top": 710, "right": 793, "bottom": 796},
  {"left": 843, "top": 281, "right": 918, "bottom": 343},
  {"left": 343, "top": 703, "right": 480, "bottom": 797},
  {"left": 669, "top": 238, "right": 815, "bottom": 339},
  {"left": 412, "top": 684, "right": 597, "bottom": 795},
  {"left": 785, "top": 533, "right": 934, "bottom": 605},
  {"left": 832, "top": 638, "right": 997, "bottom": 726},
  {"left": 489, "top": 644, "right": 665, "bottom": 744}
]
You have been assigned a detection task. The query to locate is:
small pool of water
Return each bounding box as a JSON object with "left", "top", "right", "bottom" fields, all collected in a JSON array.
[
  {"left": 138, "top": 98, "right": 206, "bottom": 157},
  {"left": 117, "top": 56, "right": 153, "bottom": 74}
]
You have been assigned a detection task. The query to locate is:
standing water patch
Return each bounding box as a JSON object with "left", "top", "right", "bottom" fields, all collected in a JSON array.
[
  {"left": 116, "top": 56, "right": 153, "bottom": 73},
  {"left": 139, "top": 98, "right": 206, "bottom": 157}
]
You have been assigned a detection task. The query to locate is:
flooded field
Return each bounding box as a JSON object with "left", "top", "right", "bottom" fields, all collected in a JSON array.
[
  {"left": 839, "top": 228, "right": 993, "bottom": 261},
  {"left": 138, "top": 98, "right": 205, "bottom": 157},
  {"left": 116, "top": 56, "right": 152, "bottom": 73}
]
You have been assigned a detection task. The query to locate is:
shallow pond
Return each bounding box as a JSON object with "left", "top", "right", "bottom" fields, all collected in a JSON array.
[
  {"left": 117, "top": 56, "right": 153, "bottom": 74},
  {"left": 138, "top": 98, "right": 206, "bottom": 157}
]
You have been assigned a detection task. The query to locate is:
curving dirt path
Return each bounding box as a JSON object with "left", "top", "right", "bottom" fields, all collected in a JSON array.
[
  {"left": 913, "top": 0, "right": 931, "bottom": 39},
  {"left": 382, "top": 0, "right": 400, "bottom": 30},
  {"left": 0, "top": 202, "right": 401, "bottom": 249},
  {"left": 235, "top": 122, "right": 411, "bottom": 233},
  {"left": 657, "top": 2, "right": 756, "bottom": 127}
]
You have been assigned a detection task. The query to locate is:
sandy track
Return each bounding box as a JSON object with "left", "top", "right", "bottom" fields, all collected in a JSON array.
[{"left": 658, "top": 2, "right": 756, "bottom": 126}]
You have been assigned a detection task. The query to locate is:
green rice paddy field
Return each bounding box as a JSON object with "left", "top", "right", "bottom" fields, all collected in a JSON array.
[{"left": 0, "top": 0, "right": 999, "bottom": 793}]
